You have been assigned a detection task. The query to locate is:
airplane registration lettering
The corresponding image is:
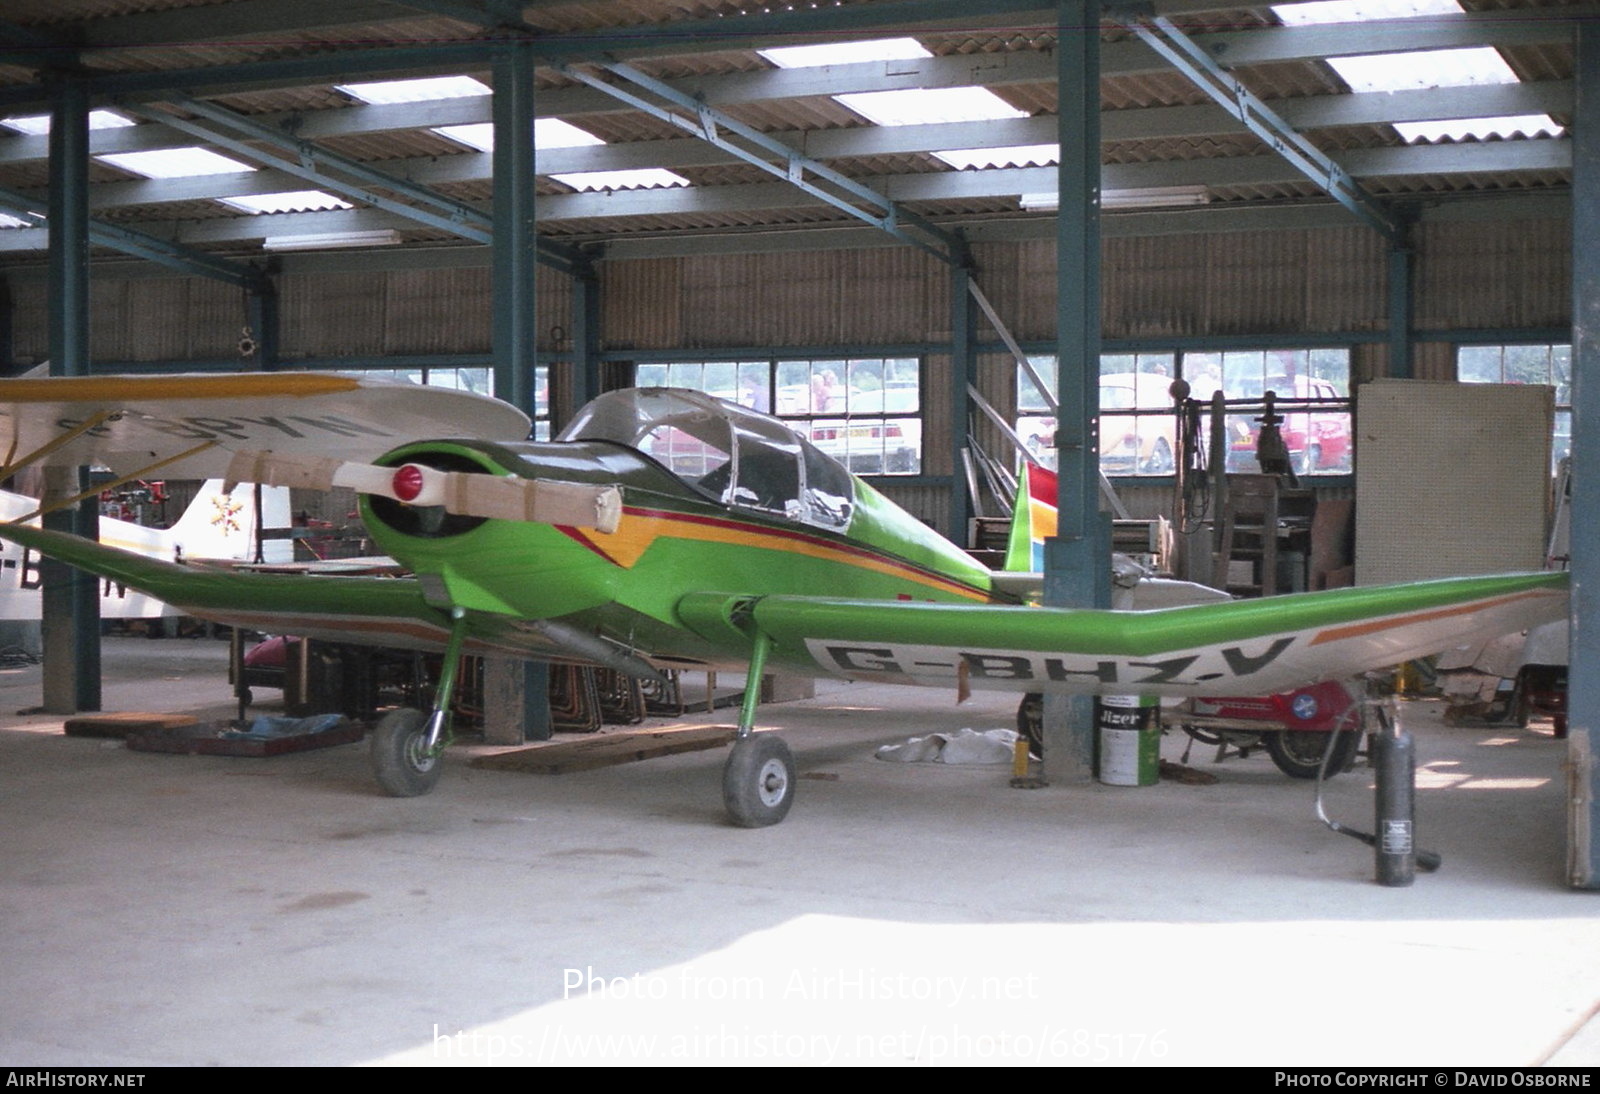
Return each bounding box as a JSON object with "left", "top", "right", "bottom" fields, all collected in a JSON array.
[
  {"left": 961, "top": 653, "right": 1031, "bottom": 680},
  {"left": 1221, "top": 638, "right": 1295, "bottom": 675},
  {"left": 816, "top": 635, "right": 1300, "bottom": 689},
  {"left": 1126, "top": 657, "right": 1199, "bottom": 684},
  {"left": 827, "top": 646, "right": 905, "bottom": 675},
  {"left": 56, "top": 416, "right": 113, "bottom": 438},
  {"left": 1042, "top": 658, "right": 1118, "bottom": 684}
]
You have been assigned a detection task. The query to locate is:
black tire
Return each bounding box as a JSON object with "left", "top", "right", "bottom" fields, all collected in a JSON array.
[
  {"left": 1017, "top": 693, "right": 1043, "bottom": 757},
  {"left": 1265, "top": 728, "right": 1359, "bottom": 780},
  {"left": 371, "top": 707, "right": 443, "bottom": 797},
  {"left": 723, "top": 734, "right": 795, "bottom": 828}
]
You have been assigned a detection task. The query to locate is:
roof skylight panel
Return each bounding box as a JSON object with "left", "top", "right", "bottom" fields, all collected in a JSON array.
[
  {"left": 758, "top": 38, "right": 933, "bottom": 69},
  {"left": 433, "top": 118, "right": 606, "bottom": 153},
  {"left": 550, "top": 168, "right": 689, "bottom": 192},
  {"left": 96, "top": 147, "right": 254, "bottom": 178},
  {"left": 0, "top": 110, "right": 134, "bottom": 136},
  {"left": 336, "top": 76, "right": 491, "bottom": 104},
  {"left": 933, "top": 144, "right": 1058, "bottom": 170},
  {"left": 219, "top": 191, "right": 354, "bottom": 214},
  {"left": 1270, "top": 0, "right": 1562, "bottom": 142},
  {"left": 760, "top": 37, "right": 1033, "bottom": 169},
  {"left": 833, "top": 87, "right": 1029, "bottom": 128}
]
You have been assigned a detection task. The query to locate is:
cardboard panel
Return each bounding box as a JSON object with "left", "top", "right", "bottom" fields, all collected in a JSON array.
[{"left": 1356, "top": 380, "right": 1551, "bottom": 584}]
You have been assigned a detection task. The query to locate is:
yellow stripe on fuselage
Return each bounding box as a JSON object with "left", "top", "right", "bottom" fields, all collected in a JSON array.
[{"left": 576, "top": 507, "right": 991, "bottom": 603}]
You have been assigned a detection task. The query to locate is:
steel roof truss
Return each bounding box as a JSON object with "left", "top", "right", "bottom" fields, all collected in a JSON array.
[
  {"left": 0, "top": 184, "right": 267, "bottom": 289},
  {"left": 1118, "top": 13, "right": 1403, "bottom": 242},
  {"left": 561, "top": 60, "right": 964, "bottom": 265}
]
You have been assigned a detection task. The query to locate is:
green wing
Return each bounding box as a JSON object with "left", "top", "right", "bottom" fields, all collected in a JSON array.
[
  {"left": 682, "top": 571, "right": 1568, "bottom": 697},
  {"left": 0, "top": 523, "right": 465, "bottom": 653}
]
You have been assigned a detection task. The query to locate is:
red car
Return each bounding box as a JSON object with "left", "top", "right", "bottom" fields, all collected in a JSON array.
[{"left": 1227, "top": 377, "right": 1351, "bottom": 474}]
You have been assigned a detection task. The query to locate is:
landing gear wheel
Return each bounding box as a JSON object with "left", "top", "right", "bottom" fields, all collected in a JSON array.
[
  {"left": 1017, "top": 693, "right": 1043, "bottom": 757},
  {"left": 723, "top": 734, "right": 795, "bottom": 828},
  {"left": 371, "top": 707, "right": 443, "bottom": 797},
  {"left": 1265, "top": 728, "right": 1359, "bottom": 780}
]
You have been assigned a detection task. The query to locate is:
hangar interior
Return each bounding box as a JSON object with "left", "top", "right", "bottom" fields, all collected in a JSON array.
[{"left": 1, "top": 0, "right": 1598, "bottom": 1067}]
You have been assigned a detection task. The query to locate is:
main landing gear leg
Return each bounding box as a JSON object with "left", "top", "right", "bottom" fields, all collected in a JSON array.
[
  {"left": 372, "top": 606, "right": 469, "bottom": 798},
  {"left": 722, "top": 631, "right": 795, "bottom": 828}
]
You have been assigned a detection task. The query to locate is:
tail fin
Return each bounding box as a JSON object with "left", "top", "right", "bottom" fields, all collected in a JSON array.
[
  {"left": 166, "top": 480, "right": 293, "bottom": 564},
  {"left": 1004, "top": 463, "right": 1058, "bottom": 572}
]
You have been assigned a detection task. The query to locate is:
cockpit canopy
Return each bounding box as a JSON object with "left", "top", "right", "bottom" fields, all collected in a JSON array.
[{"left": 560, "top": 388, "right": 855, "bottom": 530}]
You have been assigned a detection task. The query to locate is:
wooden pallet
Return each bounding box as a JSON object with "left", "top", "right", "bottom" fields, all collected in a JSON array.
[
  {"left": 125, "top": 720, "right": 364, "bottom": 757},
  {"left": 64, "top": 712, "right": 200, "bottom": 738},
  {"left": 471, "top": 726, "right": 737, "bottom": 775}
]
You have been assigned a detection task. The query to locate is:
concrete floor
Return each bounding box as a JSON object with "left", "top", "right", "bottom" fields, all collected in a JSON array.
[{"left": 1, "top": 636, "right": 1596, "bottom": 1067}]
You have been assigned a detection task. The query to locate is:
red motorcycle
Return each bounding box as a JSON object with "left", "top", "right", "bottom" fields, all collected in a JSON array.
[
  {"left": 1016, "top": 678, "right": 1365, "bottom": 779},
  {"left": 1174, "top": 678, "right": 1364, "bottom": 779}
]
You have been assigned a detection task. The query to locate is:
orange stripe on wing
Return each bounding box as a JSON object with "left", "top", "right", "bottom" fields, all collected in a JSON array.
[{"left": 1308, "top": 590, "right": 1555, "bottom": 646}]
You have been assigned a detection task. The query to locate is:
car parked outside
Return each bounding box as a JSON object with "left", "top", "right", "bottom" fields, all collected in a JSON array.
[
  {"left": 1099, "top": 372, "right": 1179, "bottom": 475},
  {"left": 1226, "top": 375, "right": 1351, "bottom": 474}
]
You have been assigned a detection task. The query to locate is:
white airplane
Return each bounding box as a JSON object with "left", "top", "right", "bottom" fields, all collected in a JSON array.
[{"left": 0, "top": 479, "right": 292, "bottom": 620}]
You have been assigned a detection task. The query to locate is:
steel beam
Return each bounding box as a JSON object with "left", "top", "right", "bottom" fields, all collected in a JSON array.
[
  {"left": 561, "top": 60, "right": 962, "bottom": 265},
  {"left": 0, "top": 183, "right": 270, "bottom": 288},
  {"left": 949, "top": 251, "right": 976, "bottom": 545},
  {"left": 0, "top": 4, "right": 1584, "bottom": 112},
  {"left": 1117, "top": 12, "right": 1403, "bottom": 242},
  {"left": 0, "top": 68, "right": 1568, "bottom": 170},
  {"left": 128, "top": 100, "right": 492, "bottom": 246},
  {"left": 0, "top": 121, "right": 1568, "bottom": 232},
  {"left": 127, "top": 95, "right": 585, "bottom": 275},
  {"left": 43, "top": 76, "right": 100, "bottom": 716},
  {"left": 1567, "top": 23, "right": 1600, "bottom": 890},
  {"left": 1042, "top": 0, "right": 1106, "bottom": 785},
  {"left": 246, "top": 281, "right": 280, "bottom": 371},
  {"left": 492, "top": 39, "right": 537, "bottom": 417},
  {"left": 1386, "top": 217, "right": 1415, "bottom": 379},
  {"left": 569, "top": 271, "right": 601, "bottom": 423}
]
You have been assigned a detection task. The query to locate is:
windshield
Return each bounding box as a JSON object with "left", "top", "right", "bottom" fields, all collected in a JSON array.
[{"left": 561, "top": 388, "right": 854, "bottom": 530}]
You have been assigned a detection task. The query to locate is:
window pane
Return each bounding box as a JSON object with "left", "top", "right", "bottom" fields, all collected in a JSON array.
[
  {"left": 633, "top": 357, "right": 921, "bottom": 476},
  {"left": 1021, "top": 349, "right": 1352, "bottom": 477},
  {"left": 1457, "top": 345, "right": 1502, "bottom": 384},
  {"left": 1018, "top": 356, "right": 1057, "bottom": 413}
]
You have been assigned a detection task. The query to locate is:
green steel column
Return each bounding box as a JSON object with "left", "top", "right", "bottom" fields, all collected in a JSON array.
[
  {"left": 1568, "top": 22, "right": 1600, "bottom": 890},
  {"left": 569, "top": 270, "right": 601, "bottom": 422},
  {"left": 490, "top": 39, "right": 549, "bottom": 735},
  {"left": 1042, "top": 0, "right": 1107, "bottom": 782},
  {"left": 492, "top": 38, "right": 536, "bottom": 417},
  {"left": 43, "top": 74, "right": 99, "bottom": 714},
  {"left": 949, "top": 256, "right": 975, "bottom": 545},
  {"left": 0, "top": 278, "right": 13, "bottom": 372},
  {"left": 246, "top": 281, "right": 279, "bottom": 370},
  {"left": 1386, "top": 217, "right": 1415, "bottom": 380}
]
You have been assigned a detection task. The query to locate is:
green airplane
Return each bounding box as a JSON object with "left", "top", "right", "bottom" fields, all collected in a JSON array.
[{"left": 0, "top": 375, "right": 1568, "bottom": 826}]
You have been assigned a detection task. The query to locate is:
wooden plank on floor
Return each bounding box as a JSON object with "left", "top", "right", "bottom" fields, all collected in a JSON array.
[{"left": 471, "top": 725, "right": 737, "bottom": 775}]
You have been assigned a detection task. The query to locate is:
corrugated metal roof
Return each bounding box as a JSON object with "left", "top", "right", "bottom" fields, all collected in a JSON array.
[{"left": 0, "top": 0, "right": 1579, "bottom": 267}]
